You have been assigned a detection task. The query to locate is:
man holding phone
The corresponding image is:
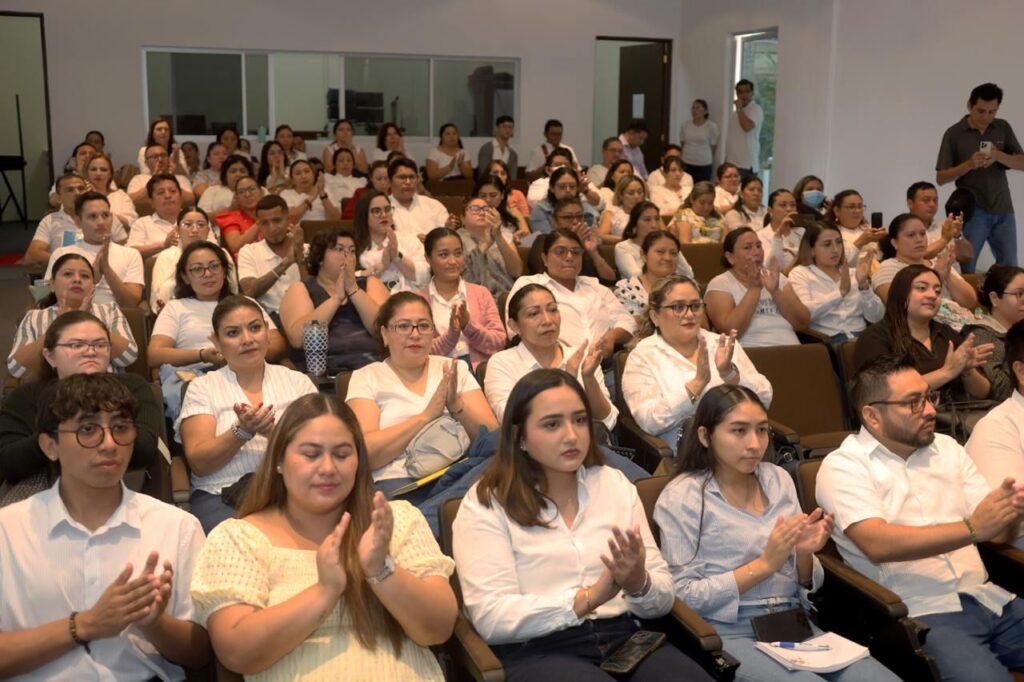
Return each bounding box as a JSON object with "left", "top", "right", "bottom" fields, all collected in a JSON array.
[{"left": 937, "top": 82, "right": 1024, "bottom": 271}]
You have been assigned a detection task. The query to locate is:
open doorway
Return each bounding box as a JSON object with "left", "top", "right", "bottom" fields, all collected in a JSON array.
[
  {"left": 592, "top": 38, "right": 671, "bottom": 171},
  {"left": 732, "top": 29, "right": 777, "bottom": 188}
]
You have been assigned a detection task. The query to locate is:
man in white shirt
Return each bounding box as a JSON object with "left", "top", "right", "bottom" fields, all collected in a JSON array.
[
  {"left": 906, "top": 180, "right": 972, "bottom": 267},
  {"left": 966, "top": 324, "right": 1024, "bottom": 548},
  {"left": 127, "top": 144, "right": 194, "bottom": 210},
  {"left": 388, "top": 158, "right": 452, "bottom": 239},
  {"left": 45, "top": 192, "right": 144, "bottom": 308},
  {"left": 525, "top": 118, "right": 579, "bottom": 174},
  {"left": 238, "top": 195, "right": 307, "bottom": 315},
  {"left": 0, "top": 373, "right": 210, "bottom": 681},
  {"left": 724, "top": 79, "right": 764, "bottom": 180},
  {"left": 476, "top": 115, "right": 518, "bottom": 179},
  {"left": 817, "top": 356, "right": 1024, "bottom": 681},
  {"left": 587, "top": 137, "right": 624, "bottom": 189},
  {"left": 128, "top": 175, "right": 185, "bottom": 259},
  {"left": 618, "top": 119, "right": 649, "bottom": 179}
]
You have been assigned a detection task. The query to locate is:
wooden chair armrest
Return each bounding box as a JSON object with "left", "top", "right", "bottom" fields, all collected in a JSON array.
[
  {"left": 979, "top": 541, "right": 1024, "bottom": 596},
  {"left": 817, "top": 554, "right": 907, "bottom": 620},
  {"left": 446, "top": 614, "right": 504, "bottom": 682}
]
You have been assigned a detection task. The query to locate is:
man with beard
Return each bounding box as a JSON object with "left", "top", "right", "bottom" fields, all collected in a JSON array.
[
  {"left": 817, "top": 355, "right": 1024, "bottom": 681},
  {"left": 237, "top": 195, "right": 305, "bottom": 316}
]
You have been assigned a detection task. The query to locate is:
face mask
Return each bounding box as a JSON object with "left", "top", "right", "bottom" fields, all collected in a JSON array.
[{"left": 802, "top": 190, "right": 825, "bottom": 208}]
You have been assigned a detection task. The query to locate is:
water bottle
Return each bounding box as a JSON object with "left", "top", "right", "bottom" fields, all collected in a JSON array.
[
  {"left": 257, "top": 125, "right": 267, "bottom": 144},
  {"left": 302, "top": 320, "right": 328, "bottom": 377}
]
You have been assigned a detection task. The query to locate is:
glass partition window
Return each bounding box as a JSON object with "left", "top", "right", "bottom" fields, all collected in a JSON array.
[
  {"left": 343, "top": 56, "right": 430, "bottom": 137},
  {"left": 145, "top": 51, "right": 243, "bottom": 135},
  {"left": 432, "top": 59, "right": 516, "bottom": 138}
]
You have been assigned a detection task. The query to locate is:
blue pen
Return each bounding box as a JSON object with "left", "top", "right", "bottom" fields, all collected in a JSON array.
[{"left": 769, "top": 641, "right": 832, "bottom": 652}]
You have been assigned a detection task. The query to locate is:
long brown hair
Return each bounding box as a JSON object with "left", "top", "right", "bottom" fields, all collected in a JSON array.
[
  {"left": 236, "top": 394, "right": 405, "bottom": 653},
  {"left": 475, "top": 369, "right": 604, "bottom": 527},
  {"left": 883, "top": 263, "right": 940, "bottom": 360}
]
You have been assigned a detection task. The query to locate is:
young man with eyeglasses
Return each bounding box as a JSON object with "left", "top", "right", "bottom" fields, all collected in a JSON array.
[
  {"left": 0, "top": 373, "right": 211, "bottom": 680},
  {"left": 43, "top": 192, "right": 143, "bottom": 308},
  {"left": 387, "top": 158, "right": 455, "bottom": 240},
  {"left": 238, "top": 195, "right": 306, "bottom": 316},
  {"left": 126, "top": 144, "right": 195, "bottom": 210},
  {"left": 817, "top": 355, "right": 1024, "bottom": 681}
]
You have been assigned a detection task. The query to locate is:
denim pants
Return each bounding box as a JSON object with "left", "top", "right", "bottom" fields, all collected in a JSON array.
[
  {"left": 962, "top": 206, "right": 1018, "bottom": 271},
  {"left": 491, "top": 614, "right": 714, "bottom": 682},
  {"left": 916, "top": 594, "right": 1024, "bottom": 681}
]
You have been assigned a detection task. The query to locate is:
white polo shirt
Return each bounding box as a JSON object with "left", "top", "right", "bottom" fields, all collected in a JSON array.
[
  {"left": 149, "top": 245, "right": 238, "bottom": 311},
  {"left": 390, "top": 194, "right": 450, "bottom": 238},
  {"left": 0, "top": 481, "right": 204, "bottom": 682},
  {"left": 126, "top": 173, "right": 193, "bottom": 196},
  {"left": 44, "top": 240, "right": 144, "bottom": 306},
  {"left": 33, "top": 209, "right": 127, "bottom": 251},
  {"left": 965, "top": 390, "right": 1024, "bottom": 548},
  {"left": 237, "top": 240, "right": 301, "bottom": 314},
  {"left": 128, "top": 214, "right": 176, "bottom": 247},
  {"left": 725, "top": 101, "right": 764, "bottom": 171}
]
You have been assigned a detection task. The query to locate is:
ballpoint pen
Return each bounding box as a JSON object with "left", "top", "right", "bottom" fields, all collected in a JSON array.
[{"left": 769, "top": 642, "right": 832, "bottom": 652}]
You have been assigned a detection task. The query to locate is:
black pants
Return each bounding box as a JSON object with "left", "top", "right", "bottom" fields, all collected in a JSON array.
[
  {"left": 687, "top": 163, "right": 713, "bottom": 184},
  {"left": 491, "top": 615, "right": 714, "bottom": 681}
]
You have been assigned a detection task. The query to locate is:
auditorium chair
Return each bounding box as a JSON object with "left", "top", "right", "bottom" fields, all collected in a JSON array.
[
  {"left": 438, "top": 496, "right": 739, "bottom": 681},
  {"left": 299, "top": 219, "right": 354, "bottom": 242},
  {"left": 428, "top": 179, "right": 475, "bottom": 198},
  {"left": 437, "top": 194, "right": 466, "bottom": 217},
  {"left": 679, "top": 242, "right": 726, "bottom": 287},
  {"left": 121, "top": 306, "right": 153, "bottom": 380}
]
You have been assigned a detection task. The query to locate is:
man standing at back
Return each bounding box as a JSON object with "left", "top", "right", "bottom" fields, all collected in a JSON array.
[
  {"left": 618, "top": 118, "right": 649, "bottom": 178},
  {"left": 937, "top": 82, "right": 1024, "bottom": 271},
  {"left": 477, "top": 115, "right": 518, "bottom": 179},
  {"left": 724, "top": 79, "right": 763, "bottom": 182},
  {"left": 525, "top": 119, "right": 579, "bottom": 174}
]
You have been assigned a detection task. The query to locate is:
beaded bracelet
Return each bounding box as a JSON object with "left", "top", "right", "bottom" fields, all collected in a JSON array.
[{"left": 69, "top": 611, "right": 91, "bottom": 654}]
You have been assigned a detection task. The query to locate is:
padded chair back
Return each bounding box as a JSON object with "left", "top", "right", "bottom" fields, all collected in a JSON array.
[
  {"left": 437, "top": 195, "right": 467, "bottom": 217},
  {"left": 121, "top": 307, "right": 151, "bottom": 379},
  {"left": 598, "top": 243, "right": 618, "bottom": 278},
  {"left": 517, "top": 245, "right": 533, "bottom": 274},
  {"left": 496, "top": 291, "right": 509, "bottom": 326},
  {"left": 837, "top": 340, "right": 860, "bottom": 425},
  {"left": 794, "top": 458, "right": 843, "bottom": 559},
  {"left": 335, "top": 371, "right": 353, "bottom": 401},
  {"left": 143, "top": 253, "right": 158, "bottom": 302},
  {"left": 440, "top": 497, "right": 465, "bottom": 602},
  {"left": 510, "top": 178, "right": 529, "bottom": 194},
  {"left": 680, "top": 243, "right": 725, "bottom": 287},
  {"left": 300, "top": 220, "right": 353, "bottom": 243},
  {"left": 430, "top": 179, "right": 474, "bottom": 198},
  {"left": 474, "top": 359, "right": 488, "bottom": 387},
  {"left": 745, "top": 344, "right": 850, "bottom": 446},
  {"left": 634, "top": 475, "right": 670, "bottom": 545}
]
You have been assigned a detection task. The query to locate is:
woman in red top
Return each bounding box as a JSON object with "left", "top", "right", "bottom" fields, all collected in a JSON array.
[{"left": 216, "top": 175, "right": 264, "bottom": 259}]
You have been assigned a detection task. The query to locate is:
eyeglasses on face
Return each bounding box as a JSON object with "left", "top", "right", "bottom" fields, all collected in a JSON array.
[
  {"left": 54, "top": 340, "right": 111, "bottom": 353},
  {"left": 466, "top": 205, "right": 489, "bottom": 215},
  {"left": 187, "top": 262, "right": 223, "bottom": 277},
  {"left": 556, "top": 212, "right": 585, "bottom": 224},
  {"left": 179, "top": 220, "right": 209, "bottom": 230},
  {"left": 369, "top": 205, "right": 395, "bottom": 217},
  {"left": 57, "top": 421, "right": 137, "bottom": 448},
  {"left": 658, "top": 301, "right": 704, "bottom": 316},
  {"left": 389, "top": 321, "right": 434, "bottom": 335},
  {"left": 868, "top": 390, "right": 941, "bottom": 414},
  {"left": 327, "top": 244, "right": 358, "bottom": 255},
  {"left": 550, "top": 246, "right": 583, "bottom": 259},
  {"left": 236, "top": 186, "right": 260, "bottom": 197}
]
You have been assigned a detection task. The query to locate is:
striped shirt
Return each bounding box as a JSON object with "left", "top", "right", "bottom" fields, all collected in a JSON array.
[{"left": 6, "top": 302, "right": 137, "bottom": 378}]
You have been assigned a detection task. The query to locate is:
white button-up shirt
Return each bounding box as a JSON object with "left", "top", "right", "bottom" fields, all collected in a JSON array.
[
  {"left": 787, "top": 264, "right": 885, "bottom": 338},
  {"left": 44, "top": 240, "right": 144, "bottom": 306},
  {"left": 390, "top": 194, "right": 450, "bottom": 238},
  {"left": 0, "top": 481, "right": 204, "bottom": 682},
  {"left": 965, "top": 390, "right": 1024, "bottom": 548},
  {"left": 237, "top": 239, "right": 300, "bottom": 314},
  {"left": 817, "top": 429, "right": 1015, "bottom": 618},
  {"left": 128, "top": 214, "right": 176, "bottom": 247},
  {"left": 505, "top": 273, "right": 637, "bottom": 348},
  {"left": 33, "top": 208, "right": 127, "bottom": 250},
  {"left": 622, "top": 330, "right": 772, "bottom": 447},
  {"left": 452, "top": 465, "right": 675, "bottom": 645},
  {"left": 484, "top": 341, "right": 618, "bottom": 429}
]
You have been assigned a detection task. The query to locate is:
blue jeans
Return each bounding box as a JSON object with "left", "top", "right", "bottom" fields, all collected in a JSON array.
[
  {"left": 710, "top": 605, "right": 898, "bottom": 682},
  {"left": 962, "top": 206, "right": 1018, "bottom": 271},
  {"left": 190, "top": 489, "right": 237, "bottom": 535},
  {"left": 916, "top": 594, "right": 1024, "bottom": 681}
]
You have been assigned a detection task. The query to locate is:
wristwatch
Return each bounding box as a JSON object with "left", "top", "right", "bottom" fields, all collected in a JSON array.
[
  {"left": 366, "top": 555, "right": 396, "bottom": 584},
  {"left": 231, "top": 423, "right": 255, "bottom": 442},
  {"left": 319, "top": 192, "right": 328, "bottom": 201}
]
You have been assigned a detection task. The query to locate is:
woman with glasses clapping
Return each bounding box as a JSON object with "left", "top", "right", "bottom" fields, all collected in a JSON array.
[{"left": 352, "top": 189, "right": 429, "bottom": 291}]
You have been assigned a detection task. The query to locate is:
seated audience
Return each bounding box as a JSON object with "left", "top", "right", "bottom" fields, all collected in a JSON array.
[
  {"left": 598, "top": 174, "right": 647, "bottom": 244},
  {"left": 526, "top": 198, "right": 618, "bottom": 282},
  {"left": 345, "top": 292, "right": 499, "bottom": 505},
  {"left": 274, "top": 124, "right": 307, "bottom": 165},
  {"left": 721, "top": 175, "right": 766, "bottom": 233},
  {"left": 458, "top": 193, "right": 524, "bottom": 294},
  {"left": 587, "top": 136, "right": 624, "bottom": 188},
  {"left": 279, "top": 159, "right": 341, "bottom": 223},
  {"left": 343, "top": 159, "right": 390, "bottom": 220},
  {"left": 476, "top": 115, "right": 518, "bottom": 179},
  {"left": 216, "top": 126, "right": 241, "bottom": 157},
  {"left": 528, "top": 147, "right": 602, "bottom": 209},
  {"left": 646, "top": 144, "right": 691, "bottom": 189},
  {"left": 788, "top": 223, "right": 883, "bottom": 342},
  {"left": 475, "top": 173, "right": 530, "bottom": 244},
  {"left": 680, "top": 99, "right": 719, "bottom": 184},
  {"left": 830, "top": 189, "right": 885, "bottom": 263},
  {"left": 873, "top": 214, "right": 978, "bottom": 314},
  {"left": 324, "top": 147, "right": 367, "bottom": 202},
  {"left": 389, "top": 159, "right": 452, "bottom": 239},
  {"left": 199, "top": 153, "right": 254, "bottom": 215},
  {"left": 962, "top": 265, "right": 1024, "bottom": 401},
  {"left": 616, "top": 229, "right": 693, "bottom": 318},
  {"left": 149, "top": 240, "right": 284, "bottom": 419},
  {"left": 0, "top": 311, "right": 157, "bottom": 486},
  {"left": 372, "top": 122, "right": 412, "bottom": 165},
  {"left": 417, "top": 227, "right": 506, "bottom": 369},
  {"left": 530, "top": 166, "right": 601, "bottom": 235},
  {"left": 322, "top": 118, "right": 369, "bottom": 174},
  {"left": 713, "top": 162, "right": 742, "bottom": 215},
  {"left": 817, "top": 356, "right": 1024, "bottom": 681},
  {"left": 618, "top": 118, "right": 650, "bottom": 178},
  {"left": 0, "top": 373, "right": 210, "bottom": 680},
  {"left": 615, "top": 203, "right": 694, "bottom": 280},
  {"left": 509, "top": 228, "right": 636, "bottom": 351},
  {"left": 26, "top": 173, "right": 93, "bottom": 268},
  {"left": 855, "top": 265, "right": 992, "bottom": 400},
  {"left": 965, "top": 321, "right": 1024, "bottom": 548},
  {"left": 674, "top": 181, "right": 724, "bottom": 244},
  {"left": 353, "top": 189, "right": 429, "bottom": 291},
  {"left": 44, "top": 192, "right": 144, "bottom": 308},
  {"left": 214, "top": 173, "right": 262, "bottom": 257},
  {"left": 485, "top": 159, "right": 530, "bottom": 217},
  {"left": 257, "top": 140, "right": 290, "bottom": 194},
  {"left": 84, "top": 152, "right": 137, "bottom": 228},
  {"left": 127, "top": 144, "right": 194, "bottom": 209},
  {"left": 453, "top": 369, "right": 711, "bottom": 681},
  {"left": 596, "top": 158, "right": 635, "bottom": 208},
  {"left": 623, "top": 276, "right": 770, "bottom": 446},
  {"left": 907, "top": 181, "right": 973, "bottom": 266},
  {"left": 756, "top": 189, "right": 803, "bottom": 271},
  {"left": 127, "top": 174, "right": 185, "bottom": 259},
  {"left": 705, "top": 227, "right": 809, "bottom": 347},
  {"left": 181, "top": 141, "right": 200, "bottom": 180},
  {"left": 178, "top": 295, "right": 318, "bottom": 533},
  {"left": 279, "top": 227, "right": 386, "bottom": 374},
  {"left": 238, "top": 195, "right": 307, "bottom": 317},
  {"left": 136, "top": 117, "right": 188, "bottom": 173},
  {"left": 649, "top": 156, "right": 693, "bottom": 216},
  {"left": 151, "top": 206, "right": 238, "bottom": 312},
  {"left": 190, "top": 393, "right": 456, "bottom": 680},
  {"left": 525, "top": 118, "right": 579, "bottom": 173},
  {"left": 655, "top": 384, "right": 897, "bottom": 682},
  {"left": 485, "top": 284, "right": 616, "bottom": 428},
  {"left": 426, "top": 123, "right": 474, "bottom": 182},
  {"left": 192, "top": 142, "right": 228, "bottom": 198},
  {"left": 794, "top": 174, "right": 829, "bottom": 217}
]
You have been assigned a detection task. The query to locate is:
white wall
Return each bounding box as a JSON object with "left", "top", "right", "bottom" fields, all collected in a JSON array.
[
  {"left": 0, "top": 0, "right": 684, "bottom": 180},
  {"left": 592, "top": 40, "right": 649, "bottom": 163}
]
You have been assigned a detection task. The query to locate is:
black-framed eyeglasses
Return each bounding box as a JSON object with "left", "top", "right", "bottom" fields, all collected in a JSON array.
[
  {"left": 369, "top": 205, "right": 394, "bottom": 217},
  {"left": 57, "top": 421, "right": 137, "bottom": 448},
  {"left": 1000, "top": 289, "right": 1024, "bottom": 300},
  {"left": 187, "top": 262, "right": 223, "bottom": 277},
  {"left": 658, "top": 301, "right": 704, "bottom": 316},
  {"left": 54, "top": 340, "right": 111, "bottom": 353},
  {"left": 389, "top": 321, "right": 434, "bottom": 335},
  {"left": 868, "top": 391, "right": 941, "bottom": 414}
]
